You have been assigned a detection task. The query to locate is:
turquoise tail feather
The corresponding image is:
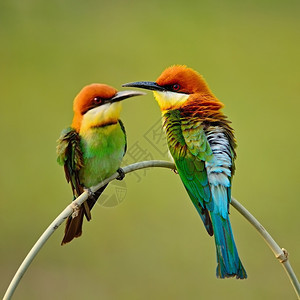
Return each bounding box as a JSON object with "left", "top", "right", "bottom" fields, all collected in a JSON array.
[{"left": 210, "top": 212, "right": 247, "bottom": 279}]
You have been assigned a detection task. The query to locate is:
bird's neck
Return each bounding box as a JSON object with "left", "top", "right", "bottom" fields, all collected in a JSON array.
[
  {"left": 159, "top": 93, "right": 224, "bottom": 121},
  {"left": 178, "top": 94, "right": 224, "bottom": 119},
  {"left": 72, "top": 103, "right": 121, "bottom": 133}
]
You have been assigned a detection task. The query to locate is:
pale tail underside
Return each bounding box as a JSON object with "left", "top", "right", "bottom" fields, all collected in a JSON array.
[{"left": 206, "top": 127, "right": 247, "bottom": 278}]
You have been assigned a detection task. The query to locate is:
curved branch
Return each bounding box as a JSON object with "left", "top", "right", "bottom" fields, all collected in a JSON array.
[
  {"left": 3, "top": 160, "right": 300, "bottom": 299},
  {"left": 231, "top": 197, "right": 300, "bottom": 297},
  {"left": 3, "top": 160, "right": 175, "bottom": 300}
]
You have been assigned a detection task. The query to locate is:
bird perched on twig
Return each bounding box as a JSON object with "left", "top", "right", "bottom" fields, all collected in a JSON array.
[
  {"left": 123, "top": 65, "right": 247, "bottom": 279},
  {"left": 57, "top": 83, "right": 145, "bottom": 245}
]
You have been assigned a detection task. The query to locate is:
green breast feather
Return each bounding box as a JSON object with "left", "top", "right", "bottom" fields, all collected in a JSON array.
[
  {"left": 79, "top": 122, "right": 126, "bottom": 187},
  {"left": 57, "top": 121, "right": 126, "bottom": 194}
]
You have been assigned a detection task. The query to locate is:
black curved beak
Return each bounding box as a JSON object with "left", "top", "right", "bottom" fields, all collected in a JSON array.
[
  {"left": 122, "top": 81, "right": 166, "bottom": 92},
  {"left": 108, "top": 90, "right": 146, "bottom": 103}
]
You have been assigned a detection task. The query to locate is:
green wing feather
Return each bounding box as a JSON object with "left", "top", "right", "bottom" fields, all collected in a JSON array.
[
  {"left": 57, "top": 127, "right": 84, "bottom": 198},
  {"left": 164, "top": 110, "right": 214, "bottom": 235},
  {"left": 57, "top": 127, "right": 94, "bottom": 244}
]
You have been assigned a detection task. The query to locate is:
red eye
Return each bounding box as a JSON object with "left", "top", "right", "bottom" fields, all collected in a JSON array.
[
  {"left": 93, "top": 97, "right": 102, "bottom": 104},
  {"left": 172, "top": 84, "right": 180, "bottom": 91}
]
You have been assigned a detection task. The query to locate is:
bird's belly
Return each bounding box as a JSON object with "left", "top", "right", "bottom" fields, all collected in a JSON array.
[{"left": 79, "top": 124, "right": 125, "bottom": 187}]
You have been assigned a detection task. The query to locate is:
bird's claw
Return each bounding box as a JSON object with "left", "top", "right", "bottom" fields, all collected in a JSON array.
[
  {"left": 116, "top": 168, "right": 125, "bottom": 180},
  {"left": 173, "top": 168, "right": 178, "bottom": 174},
  {"left": 84, "top": 188, "right": 96, "bottom": 201}
]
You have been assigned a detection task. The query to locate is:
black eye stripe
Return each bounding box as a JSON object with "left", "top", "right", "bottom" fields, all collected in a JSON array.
[{"left": 163, "top": 84, "right": 183, "bottom": 93}]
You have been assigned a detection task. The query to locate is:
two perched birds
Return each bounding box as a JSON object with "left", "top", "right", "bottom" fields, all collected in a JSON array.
[{"left": 57, "top": 65, "right": 247, "bottom": 279}]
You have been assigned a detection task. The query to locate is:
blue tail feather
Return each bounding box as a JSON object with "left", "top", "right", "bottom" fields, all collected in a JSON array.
[{"left": 210, "top": 212, "right": 247, "bottom": 279}]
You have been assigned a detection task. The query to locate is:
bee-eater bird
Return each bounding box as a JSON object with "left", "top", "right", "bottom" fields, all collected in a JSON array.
[
  {"left": 57, "top": 83, "right": 145, "bottom": 245},
  {"left": 123, "top": 65, "right": 247, "bottom": 279}
]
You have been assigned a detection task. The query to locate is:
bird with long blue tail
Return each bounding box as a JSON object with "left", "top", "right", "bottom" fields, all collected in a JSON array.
[{"left": 123, "top": 66, "right": 247, "bottom": 279}]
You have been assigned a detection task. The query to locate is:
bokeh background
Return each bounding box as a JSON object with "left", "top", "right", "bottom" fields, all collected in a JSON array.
[{"left": 1, "top": 1, "right": 299, "bottom": 299}]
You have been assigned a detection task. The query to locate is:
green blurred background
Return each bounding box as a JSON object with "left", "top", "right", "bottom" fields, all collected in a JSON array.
[{"left": 1, "top": 0, "right": 299, "bottom": 299}]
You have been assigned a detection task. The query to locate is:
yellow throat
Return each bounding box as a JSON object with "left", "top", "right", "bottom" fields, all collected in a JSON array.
[{"left": 153, "top": 91, "right": 189, "bottom": 113}]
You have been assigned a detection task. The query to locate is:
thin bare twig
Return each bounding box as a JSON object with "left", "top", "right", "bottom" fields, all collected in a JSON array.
[
  {"left": 3, "top": 161, "right": 175, "bottom": 300},
  {"left": 231, "top": 197, "right": 300, "bottom": 298},
  {"left": 3, "top": 160, "right": 299, "bottom": 299}
]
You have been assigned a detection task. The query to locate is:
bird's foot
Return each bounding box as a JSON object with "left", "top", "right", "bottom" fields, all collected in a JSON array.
[
  {"left": 70, "top": 202, "right": 80, "bottom": 218},
  {"left": 84, "top": 188, "right": 96, "bottom": 201},
  {"left": 172, "top": 168, "right": 178, "bottom": 174},
  {"left": 116, "top": 168, "right": 125, "bottom": 181}
]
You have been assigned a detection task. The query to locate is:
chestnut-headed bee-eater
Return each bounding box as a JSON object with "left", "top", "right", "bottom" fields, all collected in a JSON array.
[
  {"left": 123, "top": 65, "right": 247, "bottom": 279},
  {"left": 57, "top": 84, "right": 144, "bottom": 245}
]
